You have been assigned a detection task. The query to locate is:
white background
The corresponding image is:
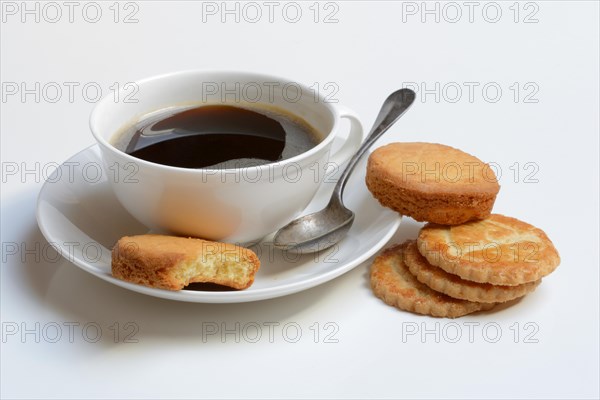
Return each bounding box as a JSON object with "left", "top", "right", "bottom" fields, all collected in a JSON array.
[{"left": 1, "top": 1, "right": 599, "bottom": 398}]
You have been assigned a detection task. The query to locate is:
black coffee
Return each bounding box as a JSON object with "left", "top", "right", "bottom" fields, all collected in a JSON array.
[{"left": 112, "top": 105, "right": 321, "bottom": 169}]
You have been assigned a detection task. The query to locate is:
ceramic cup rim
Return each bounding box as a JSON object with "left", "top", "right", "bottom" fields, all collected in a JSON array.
[{"left": 89, "top": 69, "right": 341, "bottom": 175}]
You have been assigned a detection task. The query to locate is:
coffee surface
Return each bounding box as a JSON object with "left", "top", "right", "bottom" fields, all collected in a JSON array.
[{"left": 112, "top": 105, "right": 320, "bottom": 169}]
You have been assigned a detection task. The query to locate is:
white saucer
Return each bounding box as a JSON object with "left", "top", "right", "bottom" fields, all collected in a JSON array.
[{"left": 36, "top": 145, "right": 401, "bottom": 303}]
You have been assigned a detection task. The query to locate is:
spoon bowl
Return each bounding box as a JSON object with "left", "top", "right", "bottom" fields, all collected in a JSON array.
[{"left": 273, "top": 199, "right": 354, "bottom": 253}]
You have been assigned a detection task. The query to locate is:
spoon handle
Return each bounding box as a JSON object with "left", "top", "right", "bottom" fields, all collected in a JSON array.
[{"left": 331, "top": 88, "right": 416, "bottom": 202}]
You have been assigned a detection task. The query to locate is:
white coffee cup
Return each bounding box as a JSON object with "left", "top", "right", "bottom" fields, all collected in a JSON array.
[{"left": 90, "top": 70, "right": 364, "bottom": 243}]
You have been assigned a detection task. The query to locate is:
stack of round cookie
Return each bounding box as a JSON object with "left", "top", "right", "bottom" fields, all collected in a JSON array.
[{"left": 366, "top": 142, "right": 560, "bottom": 318}]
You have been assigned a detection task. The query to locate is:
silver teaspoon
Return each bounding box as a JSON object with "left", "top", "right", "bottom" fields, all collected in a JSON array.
[{"left": 272, "top": 88, "right": 416, "bottom": 253}]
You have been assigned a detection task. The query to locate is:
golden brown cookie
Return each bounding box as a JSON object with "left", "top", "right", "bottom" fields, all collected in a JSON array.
[
  {"left": 417, "top": 214, "right": 560, "bottom": 286},
  {"left": 366, "top": 142, "right": 500, "bottom": 225},
  {"left": 370, "top": 242, "right": 495, "bottom": 318},
  {"left": 403, "top": 240, "right": 540, "bottom": 303},
  {"left": 112, "top": 234, "right": 260, "bottom": 290}
]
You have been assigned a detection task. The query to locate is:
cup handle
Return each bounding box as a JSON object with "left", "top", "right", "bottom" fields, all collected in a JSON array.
[{"left": 328, "top": 105, "right": 365, "bottom": 167}]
